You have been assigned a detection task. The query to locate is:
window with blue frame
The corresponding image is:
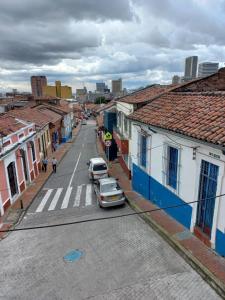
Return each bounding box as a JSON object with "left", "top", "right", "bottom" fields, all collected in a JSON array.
[
  {"left": 166, "top": 146, "right": 179, "bottom": 190},
  {"left": 140, "top": 135, "right": 147, "bottom": 168}
]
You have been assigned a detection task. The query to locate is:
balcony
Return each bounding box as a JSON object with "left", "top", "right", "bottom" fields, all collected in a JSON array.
[{"left": 113, "top": 126, "right": 129, "bottom": 155}]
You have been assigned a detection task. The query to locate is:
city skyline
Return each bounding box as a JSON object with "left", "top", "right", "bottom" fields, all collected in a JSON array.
[{"left": 0, "top": 0, "right": 225, "bottom": 92}]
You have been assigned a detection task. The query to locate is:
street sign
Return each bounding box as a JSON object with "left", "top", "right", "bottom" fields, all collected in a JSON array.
[
  {"left": 105, "top": 140, "right": 112, "bottom": 147},
  {"left": 104, "top": 131, "right": 112, "bottom": 140}
]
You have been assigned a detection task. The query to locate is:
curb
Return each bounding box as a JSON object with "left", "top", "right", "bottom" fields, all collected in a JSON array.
[
  {"left": 0, "top": 125, "right": 81, "bottom": 240},
  {"left": 127, "top": 197, "right": 225, "bottom": 299}
]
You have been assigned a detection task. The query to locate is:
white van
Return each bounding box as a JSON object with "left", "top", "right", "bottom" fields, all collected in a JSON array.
[{"left": 87, "top": 157, "right": 108, "bottom": 181}]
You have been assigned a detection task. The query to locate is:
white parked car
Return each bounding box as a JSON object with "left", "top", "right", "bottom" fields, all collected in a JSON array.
[
  {"left": 94, "top": 177, "right": 126, "bottom": 208},
  {"left": 87, "top": 157, "right": 108, "bottom": 181}
]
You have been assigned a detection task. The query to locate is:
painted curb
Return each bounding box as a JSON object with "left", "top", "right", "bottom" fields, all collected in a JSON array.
[{"left": 126, "top": 197, "right": 225, "bottom": 299}]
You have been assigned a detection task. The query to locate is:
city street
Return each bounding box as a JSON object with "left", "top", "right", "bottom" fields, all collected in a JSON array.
[{"left": 0, "top": 120, "right": 220, "bottom": 300}]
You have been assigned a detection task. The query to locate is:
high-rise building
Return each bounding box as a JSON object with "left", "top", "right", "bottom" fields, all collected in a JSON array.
[
  {"left": 31, "top": 76, "right": 47, "bottom": 97},
  {"left": 198, "top": 62, "right": 219, "bottom": 78},
  {"left": 184, "top": 56, "right": 198, "bottom": 81},
  {"left": 96, "top": 82, "right": 107, "bottom": 93},
  {"left": 43, "top": 80, "right": 72, "bottom": 98},
  {"left": 172, "top": 75, "right": 180, "bottom": 84},
  {"left": 112, "top": 78, "right": 122, "bottom": 95}
]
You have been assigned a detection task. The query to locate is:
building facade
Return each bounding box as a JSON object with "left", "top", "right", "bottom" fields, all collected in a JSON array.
[
  {"left": 198, "top": 62, "right": 219, "bottom": 78},
  {"left": 128, "top": 87, "right": 225, "bottom": 256},
  {"left": 0, "top": 115, "right": 40, "bottom": 217},
  {"left": 44, "top": 81, "right": 72, "bottom": 99},
  {"left": 112, "top": 78, "right": 122, "bottom": 95},
  {"left": 184, "top": 56, "right": 198, "bottom": 81},
  {"left": 31, "top": 76, "right": 47, "bottom": 97}
]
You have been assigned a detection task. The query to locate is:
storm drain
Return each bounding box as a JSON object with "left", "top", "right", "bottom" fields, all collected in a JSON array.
[{"left": 63, "top": 249, "right": 84, "bottom": 262}]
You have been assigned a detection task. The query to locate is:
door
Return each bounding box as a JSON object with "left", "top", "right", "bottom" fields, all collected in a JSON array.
[
  {"left": 20, "top": 149, "right": 29, "bottom": 182},
  {"left": 196, "top": 160, "right": 219, "bottom": 237},
  {"left": 7, "top": 162, "right": 18, "bottom": 198}
]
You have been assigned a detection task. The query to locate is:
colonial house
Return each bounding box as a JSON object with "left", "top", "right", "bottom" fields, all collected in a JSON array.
[
  {"left": 9, "top": 108, "right": 52, "bottom": 165},
  {"left": 0, "top": 114, "right": 39, "bottom": 217},
  {"left": 114, "top": 84, "right": 177, "bottom": 179},
  {"left": 128, "top": 91, "right": 225, "bottom": 256},
  {"left": 35, "top": 101, "right": 73, "bottom": 143}
]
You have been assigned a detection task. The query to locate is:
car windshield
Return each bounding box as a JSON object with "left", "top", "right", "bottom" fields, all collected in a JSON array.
[
  {"left": 93, "top": 163, "right": 107, "bottom": 171},
  {"left": 101, "top": 182, "right": 120, "bottom": 193}
]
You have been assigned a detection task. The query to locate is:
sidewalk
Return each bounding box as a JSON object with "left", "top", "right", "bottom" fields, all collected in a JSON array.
[
  {"left": 0, "top": 124, "right": 81, "bottom": 240},
  {"left": 97, "top": 136, "right": 225, "bottom": 299}
]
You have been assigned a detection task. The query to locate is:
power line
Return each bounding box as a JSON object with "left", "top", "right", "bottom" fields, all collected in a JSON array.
[{"left": 1, "top": 192, "right": 225, "bottom": 233}]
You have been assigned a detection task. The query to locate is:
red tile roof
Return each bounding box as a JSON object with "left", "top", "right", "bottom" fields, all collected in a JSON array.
[
  {"left": 36, "top": 107, "right": 62, "bottom": 123},
  {"left": 9, "top": 108, "right": 50, "bottom": 128},
  {"left": 0, "top": 114, "right": 26, "bottom": 136},
  {"left": 95, "top": 101, "right": 116, "bottom": 113},
  {"left": 129, "top": 92, "right": 225, "bottom": 146},
  {"left": 117, "top": 85, "right": 177, "bottom": 104}
]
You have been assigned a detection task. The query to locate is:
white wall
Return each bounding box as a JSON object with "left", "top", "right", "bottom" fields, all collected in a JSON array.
[{"left": 131, "top": 122, "right": 225, "bottom": 247}]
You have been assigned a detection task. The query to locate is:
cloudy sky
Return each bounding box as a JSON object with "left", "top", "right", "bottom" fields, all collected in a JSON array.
[{"left": 0, "top": 0, "right": 225, "bottom": 93}]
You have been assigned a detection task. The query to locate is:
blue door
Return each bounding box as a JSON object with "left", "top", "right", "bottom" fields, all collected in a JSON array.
[{"left": 196, "top": 160, "right": 219, "bottom": 237}]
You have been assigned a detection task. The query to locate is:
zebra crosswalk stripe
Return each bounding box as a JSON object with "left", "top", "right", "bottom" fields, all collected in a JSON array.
[
  {"left": 48, "top": 188, "right": 63, "bottom": 211},
  {"left": 36, "top": 189, "right": 53, "bottom": 213},
  {"left": 85, "top": 184, "right": 92, "bottom": 206},
  {"left": 61, "top": 187, "right": 73, "bottom": 209},
  {"left": 74, "top": 185, "right": 82, "bottom": 207}
]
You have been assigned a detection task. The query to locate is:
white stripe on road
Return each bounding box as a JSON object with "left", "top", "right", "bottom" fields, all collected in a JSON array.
[
  {"left": 85, "top": 184, "right": 92, "bottom": 206},
  {"left": 61, "top": 187, "right": 73, "bottom": 209},
  {"left": 68, "top": 152, "right": 81, "bottom": 188},
  {"left": 48, "top": 188, "right": 63, "bottom": 211},
  {"left": 74, "top": 185, "right": 82, "bottom": 207},
  {"left": 36, "top": 189, "right": 53, "bottom": 213}
]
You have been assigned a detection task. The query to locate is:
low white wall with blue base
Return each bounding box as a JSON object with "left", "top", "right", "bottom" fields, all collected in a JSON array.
[{"left": 132, "top": 163, "right": 192, "bottom": 229}]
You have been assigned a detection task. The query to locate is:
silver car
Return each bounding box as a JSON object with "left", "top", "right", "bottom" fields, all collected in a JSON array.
[{"left": 94, "top": 177, "right": 126, "bottom": 208}]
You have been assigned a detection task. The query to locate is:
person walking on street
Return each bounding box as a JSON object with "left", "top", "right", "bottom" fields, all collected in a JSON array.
[
  {"left": 52, "top": 157, "right": 57, "bottom": 173},
  {"left": 42, "top": 157, "right": 48, "bottom": 172}
]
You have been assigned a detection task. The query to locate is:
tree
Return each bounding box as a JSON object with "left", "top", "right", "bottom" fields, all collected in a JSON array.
[{"left": 94, "top": 97, "right": 106, "bottom": 104}]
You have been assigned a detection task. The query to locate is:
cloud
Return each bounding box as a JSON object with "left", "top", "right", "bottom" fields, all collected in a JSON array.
[{"left": 0, "top": 0, "right": 225, "bottom": 92}]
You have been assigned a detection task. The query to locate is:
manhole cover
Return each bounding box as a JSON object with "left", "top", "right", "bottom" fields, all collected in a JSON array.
[{"left": 63, "top": 250, "right": 84, "bottom": 262}]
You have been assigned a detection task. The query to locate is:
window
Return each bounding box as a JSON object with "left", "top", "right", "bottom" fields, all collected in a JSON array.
[
  {"left": 166, "top": 146, "right": 179, "bottom": 190},
  {"left": 124, "top": 117, "right": 128, "bottom": 133},
  {"left": 128, "top": 120, "right": 132, "bottom": 138},
  {"left": 30, "top": 141, "right": 36, "bottom": 162},
  {"left": 140, "top": 135, "right": 147, "bottom": 168},
  {"left": 93, "top": 163, "right": 107, "bottom": 171}
]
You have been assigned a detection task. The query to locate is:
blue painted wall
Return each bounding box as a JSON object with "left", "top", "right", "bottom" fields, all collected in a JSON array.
[
  {"left": 216, "top": 229, "right": 225, "bottom": 257},
  {"left": 132, "top": 163, "right": 192, "bottom": 229}
]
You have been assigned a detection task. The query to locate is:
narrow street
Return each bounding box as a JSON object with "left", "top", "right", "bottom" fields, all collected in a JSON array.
[{"left": 0, "top": 121, "right": 220, "bottom": 299}]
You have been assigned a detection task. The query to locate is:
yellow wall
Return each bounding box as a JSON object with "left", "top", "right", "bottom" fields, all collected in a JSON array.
[
  {"left": 61, "top": 86, "right": 72, "bottom": 98},
  {"left": 43, "top": 86, "right": 57, "bottom": 97},
  {"left": 43, "top": 80, "right": 72, "bottom": 98}
]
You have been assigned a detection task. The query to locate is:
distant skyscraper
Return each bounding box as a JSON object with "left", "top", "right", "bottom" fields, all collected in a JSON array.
[
  {"left": 31, "top": 76, "right": 47, "bottom": 97},
  {"left": 184, "top": 56, "right": 198, "bottom": 81},
  {"left": 198, "top": 62, "right": 219, "bottom": 78},
  {"left": 96, "top": 82, "right": 107, "bottom": 93},
  {"left": 112, "top": 78, "right": 122, "bottom": 95},
  {"left": 172, "top": 75, "right": 180, "bottom": 84}
]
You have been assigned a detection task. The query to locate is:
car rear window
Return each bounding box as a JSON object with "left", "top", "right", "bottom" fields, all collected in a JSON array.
[
  {"left": 93, "top": 163, "right": 107, "bottom": 171},
  {"left": 101, "top": 182, "right": 120, "bottom": 193}
]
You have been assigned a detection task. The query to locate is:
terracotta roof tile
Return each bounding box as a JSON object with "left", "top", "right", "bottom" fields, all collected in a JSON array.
[
  {"left": 117, "top": 85, "right": 177, "bottom": 104},
  {"left": 9, "top": 108, "right": 50, "bottom": 128},
  {"left": 129, "top": 92, "right": 225, "bottom": 146},
  {"left": 0, "top": 114, "right": 26, "bottom": 136}
]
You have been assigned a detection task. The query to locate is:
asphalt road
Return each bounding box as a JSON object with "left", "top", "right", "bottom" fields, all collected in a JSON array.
[{"left": 0, "top": 120, "right": 220, "bottom": 300}]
